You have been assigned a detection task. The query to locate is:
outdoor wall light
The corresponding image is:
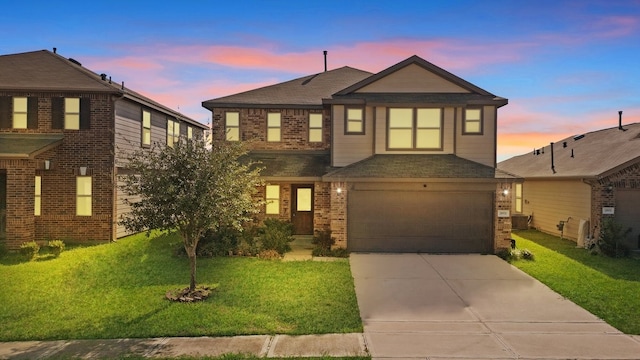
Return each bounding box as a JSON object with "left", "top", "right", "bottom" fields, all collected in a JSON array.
[
  {"left": 79, "top": 167, "right": 87, "bottom": 176},
  {"left": 502, "top": 188, "right": 509, "bottom": 196},
  {"left": 44, "top": 160, "right": 51, "bottom": 170},
  {"left": 606, "top": 184, "right": 614, "bottom": 193},
  {"left": 336, "top": 187, "right": 342, "bottom": 194}
]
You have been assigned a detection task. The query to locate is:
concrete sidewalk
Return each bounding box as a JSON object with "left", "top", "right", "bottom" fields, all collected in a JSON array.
[
  {"left": 0, "top": 333, "right": 368, "bottom": 359},
  {"left": 351, "top": 253, "right": 640, "bottom": 359}
]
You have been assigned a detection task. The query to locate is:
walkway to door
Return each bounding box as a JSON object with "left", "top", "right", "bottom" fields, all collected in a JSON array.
[{"left": 351, "top": 253, "right": 640, "bottom": 359}]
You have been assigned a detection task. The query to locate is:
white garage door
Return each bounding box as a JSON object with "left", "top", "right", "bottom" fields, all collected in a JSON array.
[{"left": 348, "top": 190, "right": 493, "bottom": 253}]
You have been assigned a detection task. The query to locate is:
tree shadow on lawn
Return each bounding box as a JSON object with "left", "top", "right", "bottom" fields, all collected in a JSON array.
[{"left": 513, "top": 230, "right": 640, "bottom": 282}]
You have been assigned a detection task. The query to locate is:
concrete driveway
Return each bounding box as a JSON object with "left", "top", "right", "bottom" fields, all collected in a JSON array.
[{"left": 351, "top": 253, "right": 640, "bottom": 359}]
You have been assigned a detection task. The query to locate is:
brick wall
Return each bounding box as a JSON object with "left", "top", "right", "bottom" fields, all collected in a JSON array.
[
  {"left": 211, "top": 108, "right": 331, "bottom": 151},
  {"left": 330, "top": 182, "right": 347, "bottom": 249},
  {"left": 0, "top": 92, "right": 116, "bottom": 248},
  {"left": 494, "top": 182, "right": 513, "bottom": 252}
]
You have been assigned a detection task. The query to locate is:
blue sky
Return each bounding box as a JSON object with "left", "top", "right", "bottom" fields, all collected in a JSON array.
[{"left": 1, "top": 0, "right": 638, "bottom": 160}]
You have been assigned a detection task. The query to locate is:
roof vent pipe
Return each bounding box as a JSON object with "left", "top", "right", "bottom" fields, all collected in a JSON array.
[
  {"left": 619, "top": 110, "right": 626, "bottom": 131},
  {"left": 550, "top": 142, "right": 556, "bottom": 174},
  {"left": 323, "top": 50, "right": 327, "bottom": 72},
  {"left": 53, "top": 47, "right": 57, "bottom": 54}
]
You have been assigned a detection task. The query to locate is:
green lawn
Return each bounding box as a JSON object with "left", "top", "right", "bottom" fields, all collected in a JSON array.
[
  {"left": 510, "top": 230, "right": 640, "bottom": 334},
  {"left": 0, "top": 232, "right": 362, "bottom": 341}
]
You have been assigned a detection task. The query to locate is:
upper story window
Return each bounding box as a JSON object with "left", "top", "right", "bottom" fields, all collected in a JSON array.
[
  {"left": 12, "top": 97, "right": 28, "bottom": 129},
  {"left": 345, "top": 107, "right": 364, "bottom": 134},
  {"left": 388, "top": 108, "right": 442, "bottom": 150},
  {"left": 225, "top": 112, "right": 239, "bottom": 141},
  {"left": 267, "top": 113, "right": 281, "bottom": 142},
  {"left": 50, "top": 97, "right": 90, "bottom": 130},
  {"left": 464, "top": 108, "right": 483, "bottom": 134},
  {"left": 265, "top": 184, "right": 280, "bottom": 215},
  {"left": 142, "top": 110, "right": 151, "bottom": 147},
  {"left": 187, "top": 126, "right": 193, "bottom": 140},
  {"left": 65, "top": 98, "right": 80, "bottom": 130},
  {"left": 167, "top": 119, "right": 180, "bottom": 147},
  {"left": 309, "top": 113, "right": 323, "bottom": 142}
]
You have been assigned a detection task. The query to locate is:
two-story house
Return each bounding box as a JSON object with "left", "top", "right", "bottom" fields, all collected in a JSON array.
[
  {"left": 203, "top": 55, "right": 516, "bottom": 253},
  {"left": 0, "top": 49, "right": 208, "bottom": 249}
]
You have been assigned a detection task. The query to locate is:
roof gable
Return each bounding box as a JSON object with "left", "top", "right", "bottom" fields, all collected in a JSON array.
[
  {"left": 498, "top": 122, "right": 640, "bottom": 178},
  {"left": 334, "top": 55, "right": 494, "bottom": 96}
]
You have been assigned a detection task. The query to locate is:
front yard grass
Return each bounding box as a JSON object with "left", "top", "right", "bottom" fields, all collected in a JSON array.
[
  {"left": 510, "top": 230, "right": 640, "bottom": 334},
  {"left": 0, "top": 232, "right": 362, "bottom": 341}
]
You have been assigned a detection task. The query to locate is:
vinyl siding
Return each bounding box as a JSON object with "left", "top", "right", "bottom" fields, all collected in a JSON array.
[
  {"left": 332, "top": 105, "right": 374, "bottom": 167},
  {"left": 455, "top": 106, "right": 496, "bottom": 167},
  {"left": 355, "top": 64, "right": 470, "bottom": 93},
  {"left": 523, "top": 179, "right": 591, "bottom": 241}
]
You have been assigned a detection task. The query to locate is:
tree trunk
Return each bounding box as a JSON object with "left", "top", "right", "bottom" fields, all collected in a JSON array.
[{"left": 185, "top": 244, "right": 197, "bottom": 292}]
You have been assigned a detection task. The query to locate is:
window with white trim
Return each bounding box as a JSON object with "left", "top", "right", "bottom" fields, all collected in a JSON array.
[
  {"left": 167, "top": 119, "right": 180, "bottom": 147},
  {"left": 515, "top": 183, "right": 523, "bottom": 213}
]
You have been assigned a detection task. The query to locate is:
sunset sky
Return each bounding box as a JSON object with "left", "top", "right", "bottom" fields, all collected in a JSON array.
[{"left": 1, "top": 0, "right": 638, "bottom": 161}]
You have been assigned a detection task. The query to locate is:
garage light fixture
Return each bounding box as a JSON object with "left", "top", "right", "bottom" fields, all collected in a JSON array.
[
  {"left": 336, "top": 187, "right": 342, "bottom": 194},
  {"left": 502, "top": 188, "right": 509, "bottom": 196}
]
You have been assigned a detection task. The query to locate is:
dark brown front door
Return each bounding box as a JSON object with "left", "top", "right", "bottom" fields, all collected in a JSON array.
[{"left": 291, "top": 184, "right": 314, "bottom": 235}]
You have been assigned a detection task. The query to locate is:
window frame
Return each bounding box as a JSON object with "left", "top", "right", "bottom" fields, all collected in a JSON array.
[
  {"left": 167, "top": 119, "right": 180, "bottom": 147},
  {"left": 515, "top": 183, "right": 523, "bottom": 213},
  {"left": 225, "top": 111, "right": 240, "bottom": 141},
  {"left": 386, "top": 107, "right": 443, "bottom": 151},
  {"left": 344, "top": 107, "right": 365, "bottom": 135},
  {"left": 265, "top": 184, "right": 280, "bottom": 215},
  {"left": 267, "top": 112, "right": 281, "bottom": 142},
  {"left": 64, "top": 97, "right": 81, "bottom": 130},
  {"left": 12, "top": 97, "right": 28, "bottom": 129},
  {"left": 308, "top": 113, "right": 323, "bottom": 143},
  {"left": 187, "top": 126, "right": 193, "bottom": 140},
  {"left": 463, "top": 107, "right": 483, "bottom": 135},
  {"left": 34, "top": 176, "right": 41, "bottom": 216},
  {"left": 76, "top": 176, "right": 92, "bottom": 217},
  {"left": 142, "top": 109, "right": 151, "bottom": 147}
]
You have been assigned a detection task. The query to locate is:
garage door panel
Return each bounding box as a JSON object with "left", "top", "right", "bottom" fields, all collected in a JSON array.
[
  {"left": 615, "top": 190, "right": 640, "bottom": 250},
  {"left": 348, "top": 190, "right": 492, "bottom": 253}
]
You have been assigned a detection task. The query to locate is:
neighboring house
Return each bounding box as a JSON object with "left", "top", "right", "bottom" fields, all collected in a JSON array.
[
  {"left": 0, "top": 49, "right": 207, "bottom": 249},
  {"left": 498, "top": 118, "right": 640, "bottom": 251},
  {"left": 203, "top": 55, "right": 516, "bottom": 253}
]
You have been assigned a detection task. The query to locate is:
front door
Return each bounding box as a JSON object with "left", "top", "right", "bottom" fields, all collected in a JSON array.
[{"left": 291, "top": 184, "right": 314, "bottom": 235}]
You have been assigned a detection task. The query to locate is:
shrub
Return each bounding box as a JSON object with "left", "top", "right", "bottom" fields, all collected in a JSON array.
[
  {"left": 197, "top": 227, "right": 240, "bottom": 257},
  {"left": 20, "top": 241, "right": 40, "bottom": 261},
  {"left": 236, "top": 225, "right": 261, "bottom": 256},
  {"left": 258, "top": 218, "right": 294, "bottom": 255},
  {"left": 598, "top": 218, "right": 631, "bottom": 258},
  {"left": 312, "top": 229, "right": 335, "bottom": 251},
  {"left": 48, "top": 240, "right": 65, "bottom": 256},
  {"left": 257, "top": 249, "right": 281, "bottom": 260},
  {"left": 497, "top": 247, "right": 535, "bottom": 262}
]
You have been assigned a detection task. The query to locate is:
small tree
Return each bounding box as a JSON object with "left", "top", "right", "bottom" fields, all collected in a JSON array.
[{"left": 120, "top": 138, "right": 262, "bottom": 294}]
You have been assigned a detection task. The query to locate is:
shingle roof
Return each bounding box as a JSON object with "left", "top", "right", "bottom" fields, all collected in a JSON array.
[
  {"left": 324, "top": 154, "right": 516, "bottom": 181},
  {"left": 0, "top": 50, "right": 205, "bottom": 128},
  {"left": 0, "top": 133, "right": 64, "bottom": 159},
  {"left": 202, "top": 67, "right": 373, "bottom": 109},
  {"left": 498, "top": 122, "right": 640, "bottom": 179},
  {"left": 245, "top": 151, "right": 330, "bottom": 179}
]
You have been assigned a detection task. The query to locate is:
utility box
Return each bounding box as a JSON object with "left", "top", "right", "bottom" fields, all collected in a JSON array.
[{"left": 511, "top": 214, "right": 529, "bottom": 230}]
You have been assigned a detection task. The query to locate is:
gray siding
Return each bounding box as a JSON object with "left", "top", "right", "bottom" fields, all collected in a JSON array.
[
  {"left": 332, "top": 105, "right": 374, "bottom": 167},
  {"left": 356, "top": 63, "right": 470, "bottom": 93},
  {"left": 455, "top": 106, "right": 496, "bottom": 167},
  {"left": 523, "top": 179, "right": 591, "bottom": 241}
]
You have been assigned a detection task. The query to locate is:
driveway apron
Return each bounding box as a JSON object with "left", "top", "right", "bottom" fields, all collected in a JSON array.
[{"left": 351, "top": 253, "right": 640, "bottom": 359}]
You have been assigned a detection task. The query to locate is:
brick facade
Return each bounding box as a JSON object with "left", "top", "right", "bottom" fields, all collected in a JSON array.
[
  {"left": 1, "top": 92, "right": 116, "bottom": 248},
  {"left": 495, "top": 182, "right": 513, "bottom": 252}
]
